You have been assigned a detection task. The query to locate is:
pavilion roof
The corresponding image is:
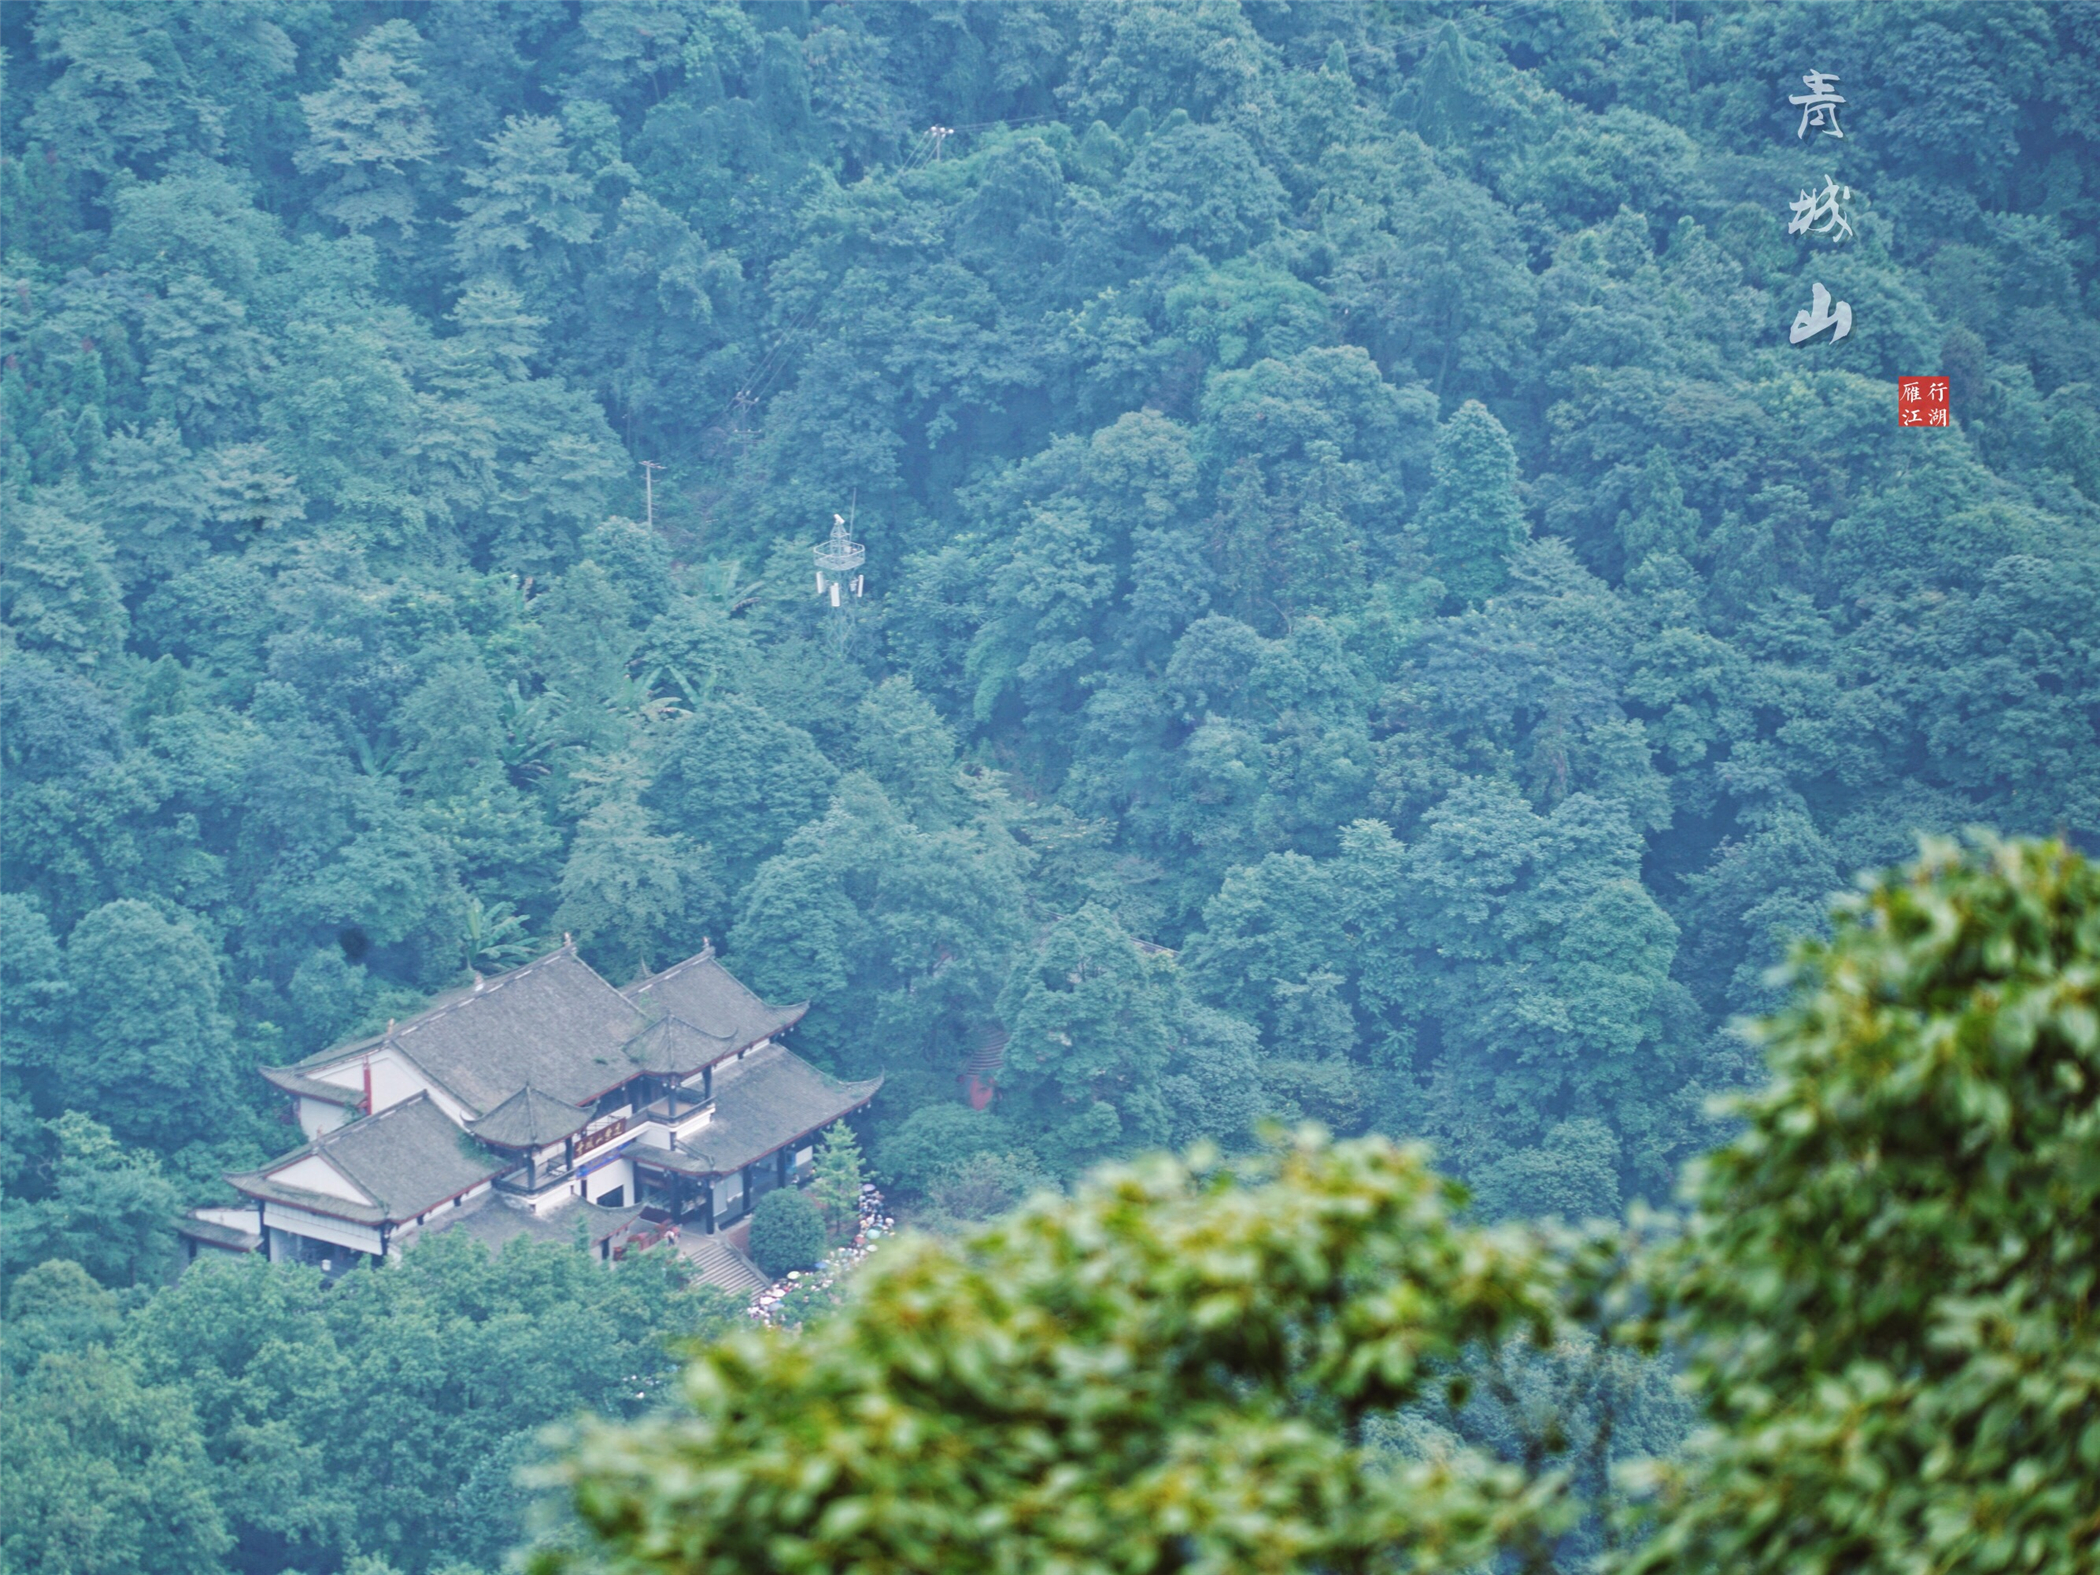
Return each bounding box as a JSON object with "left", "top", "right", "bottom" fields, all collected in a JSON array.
[
  {"left": 637, "top": 1042, "right": 879, "bottom": 1178},
  {"left": 278, "top": 944, "right": 805, "bottom": 1122},
  {"left": 625, "top": 949, "right": 807, "bottom": 1056},
  {"left": 623, "top": 1013, "right": 739, "bottom": 1076},
  {"left": 469, "top": 1085, "right": 591, "bottom": 1149}
]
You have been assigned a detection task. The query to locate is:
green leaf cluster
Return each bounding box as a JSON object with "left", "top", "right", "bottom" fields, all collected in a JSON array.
[
  {"left": 543, "top": 837, "right": 2100, "bottom": 1575},
  {"left": 552, "top": 1134, "right": 1575, "bottom": 1575},
  {"left": 1630, "top": 835, "right": 2100, "bottom": 1573},
  {"left": 747, "top": 1187, "right": 828, "bottom": 1279},
  {"left": 1, "top": 1231, "right": 735, "bottom": 1575}
]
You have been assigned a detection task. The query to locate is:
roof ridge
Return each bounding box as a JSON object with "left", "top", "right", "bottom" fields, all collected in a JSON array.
[
  {"left": 290, "top": 1029, "right": 386, "bottom": 1071},
  {"left": 398, "top": 947, "right": 569, "bottom": 1035},
  {"left": 503, "top": 1083, "right": 582, "bottom": 1111},
  {"left": 643, "top": 1011, "right": 735, "bottom": 1045},
  {"left": 316, "top": 1089, "right": 430, "bottom": 1148},
  {"left": 290, "top": 948, "right": 572, "bottom": 1064},
  {"left": 635, "top": 941, "right": 718, "bottom": 991},
  {"left": 252, "top": 1115, "right": 392, "bottom": 1207},
  {"left": 470, "top": 1082, "right": 590, "bottom": 1147},
  {"left": 478, "top": 1083, "right": 529, "bottom": 1114},
  {"left": 559, "top": 944, "right": 637, "bottom": 1002}
]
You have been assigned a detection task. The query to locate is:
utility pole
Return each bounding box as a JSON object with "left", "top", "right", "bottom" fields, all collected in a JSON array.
[
  {"left": 640, "top": 461, "right": 663, "bottom": 530},
  {"left": 730, "top": 390, "right": 758, "bottom": 457}
]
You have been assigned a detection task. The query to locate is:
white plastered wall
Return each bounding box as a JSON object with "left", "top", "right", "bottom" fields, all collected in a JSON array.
[
  {"left": 578, "top": 1154, "right": 634, "bottom": 1207},
  {"left": 270, "top": 1153, "right": 373, "bottom": 1204},
  {"left": 305, "top": 1048, "right": 473, "bottom": 1123},
  {"left": 296, "top": 1097, "right": 356, "bottom": 1140}
]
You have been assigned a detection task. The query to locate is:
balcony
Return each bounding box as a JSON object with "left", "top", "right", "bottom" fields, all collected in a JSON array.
[
  {"left": 493, "top": 1162, "right": 573, "bottom": 1200},
  {"left": 633, "top": 1092, "right": 715, "bottom": 1146},
  {"left": 486, "top": 1086, "right": 712, "bottom": 1199}
]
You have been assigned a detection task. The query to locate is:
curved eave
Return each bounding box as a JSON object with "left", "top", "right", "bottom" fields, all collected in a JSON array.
[
  {"left": 259, "top": 1066, "right": 365, "bottom": 1106},
  {"left": 226, "top": 1173, "right": 390, "bottom": 1227},
  {"left": 632, "top": 1073, "right": 882, "bottom": 1180},
  {"left": 177, "top": 1216, "right": 263, "bottom": 1252}
]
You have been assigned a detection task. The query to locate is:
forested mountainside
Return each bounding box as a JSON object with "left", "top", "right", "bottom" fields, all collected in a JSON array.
[{"left": 5, "top": 0, "right": 2100, "bottom": 1242}]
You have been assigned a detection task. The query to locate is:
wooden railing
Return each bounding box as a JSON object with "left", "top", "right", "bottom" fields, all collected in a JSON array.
[{"left": 636, "top": 1094, "right": 714, "bottom": 1131}]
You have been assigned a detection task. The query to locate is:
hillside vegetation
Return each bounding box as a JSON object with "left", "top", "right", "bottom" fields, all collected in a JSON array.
[
  {"left": 7, "top": 1, "right": 2099, "bottom": 1221},
  {"left": 4, "top": 5, "right": 2099, "bottom": 1572}
]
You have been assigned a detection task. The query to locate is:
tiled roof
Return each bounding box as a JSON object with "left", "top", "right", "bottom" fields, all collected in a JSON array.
[
  {"left": 240, "top": 947, "right": 842, "bottom": 1233},
  {"left": 226, "top": 1172, "right": 391, "bottom": 1225},
  {"left": 628, "top": 1144, "right": 716, "bottom": 1177},
  {"left": 469, "top": 1085, "right": 591, "bottom": 1149},
  {"left": 176, "top": 1215, "right": 262, "bottom": 1252},
  {"left": 229, "top": 1094, "right": 511, "bottom": 1226},
  {"left": 626, "top": 949, "right": 807, "bottom": 1053},
  {"left": 274, "top": 946, "right": 801, "bottom": 1137},
  {"left": 665, "top": 1043, "right": 880, "bottom": 1176},
  {"left": 295, "top": 948, "right": 651, "bottom": 1115},
  {"left": 623, "top": 1013, "right": 738, "bottom": 1076},
  {"left": 258, "top": 1065, "right": 365, "bottom": 1106}
]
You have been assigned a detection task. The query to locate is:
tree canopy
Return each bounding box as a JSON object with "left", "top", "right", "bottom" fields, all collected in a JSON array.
[
  {"left": 6, "top": 0, "right": 2097, "bottom": 1223},
  {"left": 3, "top": 4, "right": 2098, "bottom": 1571},
  {"left": 546, "top": 836, "right": 2100, "bottom": 1575}
]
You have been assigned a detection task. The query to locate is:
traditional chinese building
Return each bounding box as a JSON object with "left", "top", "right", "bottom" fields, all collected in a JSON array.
[{"left": 182, "top": 940, "right": 879, "bottom": 1273}]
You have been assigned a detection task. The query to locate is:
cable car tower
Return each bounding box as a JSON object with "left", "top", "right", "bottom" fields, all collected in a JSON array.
[{"left": 812, "top": 508, "right": 865, "bottom": 608}]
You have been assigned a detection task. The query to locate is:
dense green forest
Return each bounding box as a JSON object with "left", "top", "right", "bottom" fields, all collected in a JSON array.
[
  {"left": 9, "top": 0, "right": 2098, "bottom": 1220},
  {"left": 3, "top": 1236, "right": 735, "bottom": 1575},
  {"left": 2, "top": 3, "right": 2098, "bottom": 1571}
]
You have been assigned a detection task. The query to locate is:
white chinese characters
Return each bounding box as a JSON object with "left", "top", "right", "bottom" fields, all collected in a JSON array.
[
  {"left": 1782, "top": 71, "right": 1857, "bottom": 347},
  {"left": 1788, "top": 176, "right": 1855, "bottom": 243},
  {"left": 1791, "top": 70, "right": 1845, "bottom": 139},
  {"left": 1789, "top": 282, "right": 1853, "bottom": 345}
]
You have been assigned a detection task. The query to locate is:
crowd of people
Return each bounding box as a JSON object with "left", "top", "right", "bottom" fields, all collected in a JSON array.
[{"left": 747, "top": 1183, "right": 894, "bottom": 1327}]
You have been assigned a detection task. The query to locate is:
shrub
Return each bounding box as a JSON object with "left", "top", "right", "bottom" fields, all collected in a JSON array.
[
  {"left": 1633, "top": 835, "right": 2100, "bottom": 1574},
  {"left": 875, "top": 1103, "right": 1018, "bottom": 1195},
  {"left": 546, "top": 836, "right": 2100, "bottom": 1575},
  {"left": 746, "top": 1188, "right": 826, "bottom": 1278},
  {"left": 925, "top": 1151, "right": 1054, "bottom": 1227}
]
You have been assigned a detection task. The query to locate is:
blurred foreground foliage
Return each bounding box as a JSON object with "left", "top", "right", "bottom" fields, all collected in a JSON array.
[{"left": 545, "top": 837, "right": 2098, "bottom": 1574}]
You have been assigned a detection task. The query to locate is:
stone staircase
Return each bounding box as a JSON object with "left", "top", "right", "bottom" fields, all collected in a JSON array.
[{"left": 680, "top": 1233, "right": 769, "bottom": 1296}]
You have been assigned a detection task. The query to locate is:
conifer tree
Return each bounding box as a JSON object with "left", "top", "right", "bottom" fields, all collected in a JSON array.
[
  {"left": 297, "top": 19, "right": 441, "bottom": 237},
  {"left": 807, "top": 1121, "right": 867, "bottom": 1245},
  {"left": 1413, "top": 400, "right": 1529, "bottom": 606}
]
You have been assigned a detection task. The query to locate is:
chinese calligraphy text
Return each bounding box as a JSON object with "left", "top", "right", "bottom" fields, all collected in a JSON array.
[
  {"left": 1791, "top": 282, "right": 1853, "bottom": 345},
  {"left": 1898, "top": 376, "right": 1951, "bottom": 427},
  {"left": 1788, "top": 176, "right": 1855, "bottom": 243},
  {"left": 1791, "top": 70, "right": 1845, "bottom": 138}
]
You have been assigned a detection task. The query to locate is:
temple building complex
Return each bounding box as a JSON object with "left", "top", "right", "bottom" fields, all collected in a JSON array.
[{"left": 180, "top": 941, "right": 878, "bottom": 1273}]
